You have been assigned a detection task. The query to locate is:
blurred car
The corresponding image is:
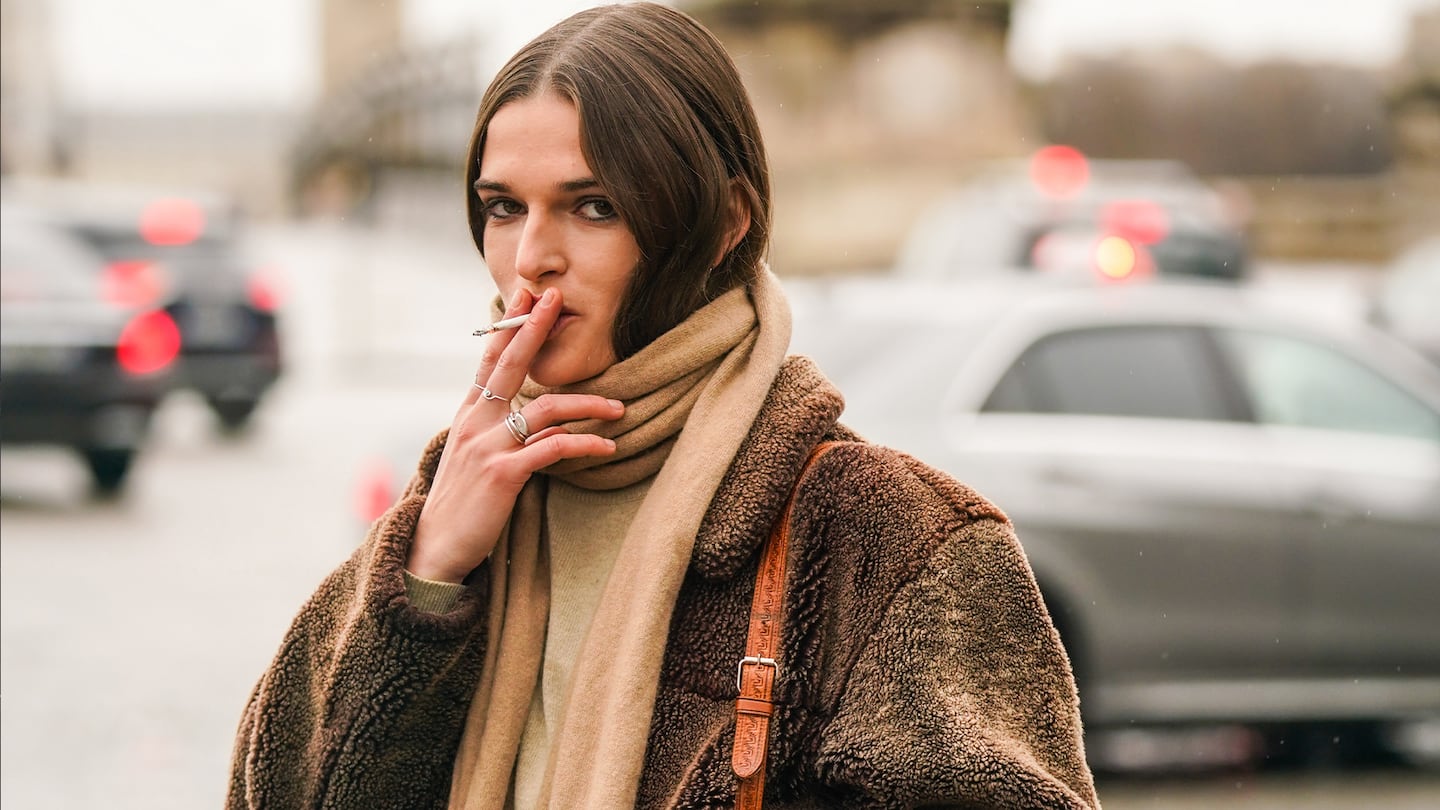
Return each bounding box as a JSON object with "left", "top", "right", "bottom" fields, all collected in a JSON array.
[
  {"left": 1371, "top": 236, "right": 1440, "bottom": 366},
  {"left": 1, "top": 204, "right": 182, "bottom": 494},
  {"left": 788, "top": 275, "right": 1440, "bottom": 738},
  {"left": 895, "top": 149, "right": 1249, "bottom": 284},
  {"left": 4, "top": 180, "right": 283, "bottom": 431}
]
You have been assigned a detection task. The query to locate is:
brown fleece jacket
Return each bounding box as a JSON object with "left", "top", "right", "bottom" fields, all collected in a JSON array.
[{"left": 227, "top": 357, "right": 1099, "bottom": 809}]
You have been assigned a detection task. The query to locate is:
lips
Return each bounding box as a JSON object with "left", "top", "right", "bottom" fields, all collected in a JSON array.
[{"left": 549, "top": 309, "right": 579, "bottom": 336}]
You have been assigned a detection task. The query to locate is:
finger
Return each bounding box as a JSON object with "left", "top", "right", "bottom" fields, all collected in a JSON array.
[
  {"left": 511, "top": 394, "right": 624, "bottom": 436},
  {"left": 521, "top": 425, "right": 570, "bottom": 445},
  {"left": 512, "top": 431, "right": 616, "bottom": 467},
  {"left": 462, "top": 289, "right": 534, "bottom": 409},
  {"left": 481, "top": 288, "right": 564, "bottom": 404}
]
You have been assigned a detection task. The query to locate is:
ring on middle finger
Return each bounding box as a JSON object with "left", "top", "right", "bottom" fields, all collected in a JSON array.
[
  {"left": 504, "top": 410, "right": 530, "bottom": 445},
  {"left": 473, "top": 383, "right": 506, "bottom": 402}
]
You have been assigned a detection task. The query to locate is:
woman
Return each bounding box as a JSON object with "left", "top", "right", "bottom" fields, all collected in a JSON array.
[{"left": 227, "top": 4, "right": 1098, "bottom": 808}]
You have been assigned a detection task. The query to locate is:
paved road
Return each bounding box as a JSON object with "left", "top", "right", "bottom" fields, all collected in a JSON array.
[
  {"left": 0, "top": 376, "right": 457, "bottom": 809},
  {"left": 2, "top": 223, "right": 1435, "bottom": 808}
]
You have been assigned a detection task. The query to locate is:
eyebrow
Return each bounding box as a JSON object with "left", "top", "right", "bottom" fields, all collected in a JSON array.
[{"left": 472, "top": 177, "right": 602, "bottom": 194}]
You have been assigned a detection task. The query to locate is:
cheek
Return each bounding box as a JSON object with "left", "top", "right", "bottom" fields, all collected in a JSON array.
[
  {"left": 483, "top": 231, "right": 519, "bottom": 289},
  {"left": 600, "top": 239, "right": 642, "bottom": 304}
]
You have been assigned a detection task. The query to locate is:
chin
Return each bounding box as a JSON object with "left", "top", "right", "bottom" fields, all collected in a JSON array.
[
  {"left": 527, "top": 353, "right": 610, "bottom": 388},
  {"left": 527, "top": 368, "right": 580, "bottom": 388}
]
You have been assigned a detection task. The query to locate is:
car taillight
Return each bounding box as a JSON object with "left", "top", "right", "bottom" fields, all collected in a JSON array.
[
  {"left": 355, "top": 459, "right": 396, "bottom": 524},
  {"left": 116, "top": 310, "right": 182, "bottom": 375},
  {"left": 1093, "top": 235, "right": 1154, "bottom": 283},
  {"left": 140, "top": 198, "right": 205, "bottom": 246},
  {"left": 1030, "top": 144, "right": 1090, "bottom": 200},
  {"left": 247, "top": 268, "right": 283, "bottom": 312},
  {"left": 101, "top": 260, "right": 167, "bottom": 308},
  {"left": 1101, "top": 199, "right": 1170, "bottom": 246}
]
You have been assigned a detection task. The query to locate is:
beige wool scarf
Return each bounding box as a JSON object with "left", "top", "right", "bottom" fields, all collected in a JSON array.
[{"left": 449, "top": 268, "right": 792, "bottom": 810}]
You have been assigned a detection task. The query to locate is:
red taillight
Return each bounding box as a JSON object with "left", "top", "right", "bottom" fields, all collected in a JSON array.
[
  {"left": 355, "top": 459, "right": 396, "bottom": 524},
  {"left": 139, "top": 198, "right": 205, "bottom": 246},
  {"left": 101, "top": 260, "right": 166, "bottom": 308},
  {"left": 1101, "top": 199, "right": 1170, "bottom": 246},
  {"left": 247, "top": 268, "right": 283, "bottom": 312},
  {"left": 1030, "top": 145, "right": 1090, "bottom": 200},
  {"left": 117, "top": 310, "right": 182, "bottom": 375}
]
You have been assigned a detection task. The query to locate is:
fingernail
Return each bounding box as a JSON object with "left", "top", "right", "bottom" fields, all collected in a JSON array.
[
  {"left": 608, "top": 399, "right": 623, "bottom": 409},
  {"left": 541, "top": 289, "right": 557, "bottom": 305},
  {"left": 511, "top": 289, "right": 526, "bottom": 307},
  {"left": 605, "top": 439, "right": 616, "bottom": 450}
]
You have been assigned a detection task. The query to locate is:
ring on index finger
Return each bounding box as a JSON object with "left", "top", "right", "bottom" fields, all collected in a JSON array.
[
  {"left": 504, "top": 410, "right": 530, "bottom": 445},
  {"left": 472, "top": 382, "right": 507, "bottom": 402}
]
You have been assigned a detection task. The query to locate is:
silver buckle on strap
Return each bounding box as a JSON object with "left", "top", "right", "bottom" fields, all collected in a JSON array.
[{"left": 736, "top": 656, "right": 779, "bottom": 692}]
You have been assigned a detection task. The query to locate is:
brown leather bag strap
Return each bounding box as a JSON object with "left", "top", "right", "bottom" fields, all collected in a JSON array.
[{"left": 733, "top": 441, "right": 842, "bottom": 810}]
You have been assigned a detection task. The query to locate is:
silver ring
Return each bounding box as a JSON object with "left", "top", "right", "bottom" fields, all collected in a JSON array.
[
  {"left": 504, "top": 410, "right": 530, "bottom": 445},
  {"left": 472, "top": 382, "right": 505, "bottom": 401}
]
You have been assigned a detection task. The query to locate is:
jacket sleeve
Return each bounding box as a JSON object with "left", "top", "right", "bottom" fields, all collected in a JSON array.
[
  {"left": 227, "top": 431, "right": 491, "bottom": 810},
  {"left": 813, "top": 515, "right": 1099, "bottom": 809}
]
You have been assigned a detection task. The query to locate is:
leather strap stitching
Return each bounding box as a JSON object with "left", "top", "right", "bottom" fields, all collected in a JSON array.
[{"left": 732, "top": 441, "right": 841, "bottom": 808}]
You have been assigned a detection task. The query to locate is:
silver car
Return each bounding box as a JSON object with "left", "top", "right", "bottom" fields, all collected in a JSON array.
[{"left": 788, "top": 276, "right": 1440, "bottom": 734}]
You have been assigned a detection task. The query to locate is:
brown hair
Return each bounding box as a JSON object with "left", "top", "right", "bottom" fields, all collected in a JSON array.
[{"left": 464, "top": 2, "right": 771, "bottom": 360}]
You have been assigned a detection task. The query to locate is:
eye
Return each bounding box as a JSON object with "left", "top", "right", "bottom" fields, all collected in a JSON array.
[
  {"left": 481, "top": 198, "right": 522, "bottom": 221},
  {"left": 577, "top": 198, "right": 617, "bottom": 221}
]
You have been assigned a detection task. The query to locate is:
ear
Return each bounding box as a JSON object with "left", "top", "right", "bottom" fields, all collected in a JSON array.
[{"left": 713, "top": 178, "right": 752, "bottom": 267}]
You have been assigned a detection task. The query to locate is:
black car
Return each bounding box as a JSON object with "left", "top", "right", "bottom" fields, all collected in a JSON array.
[
  {"left": 11, "top": 181, "right": 283, "bottom": 431},
  {"left": 1, "top": 205, "right": 181, "bottom": 494}
]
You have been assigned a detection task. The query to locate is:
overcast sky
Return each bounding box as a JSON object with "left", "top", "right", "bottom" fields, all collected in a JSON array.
[{"left": 45, "top": 0, "right": 1440, "bottom": 110}]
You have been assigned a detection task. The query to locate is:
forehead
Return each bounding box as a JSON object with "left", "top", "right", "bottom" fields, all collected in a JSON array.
[{"left": 480, "top": 94, "right": 590, "bottom": 181}]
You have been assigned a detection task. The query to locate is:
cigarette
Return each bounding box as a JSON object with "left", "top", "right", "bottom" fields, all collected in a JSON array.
[{"left": 472, "top": 313, "right": 530, "bottom": 337}]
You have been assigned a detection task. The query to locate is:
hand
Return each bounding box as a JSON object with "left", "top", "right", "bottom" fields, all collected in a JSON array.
[{"left": 406, "top": 288, "right": 624, "bottom": 583}]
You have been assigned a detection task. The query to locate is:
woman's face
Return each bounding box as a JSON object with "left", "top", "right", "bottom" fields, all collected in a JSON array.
[{"left": 475, "top": 93, "right": 641, "bottom": 387}]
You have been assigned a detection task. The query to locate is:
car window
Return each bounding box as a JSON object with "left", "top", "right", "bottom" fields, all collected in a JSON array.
[
  {"left": 1218, "top": 329, "right": 1440, "bottom": 442},
  {"left": 0, "top": 225, "right": 101, "bottom": 301},
  {"left": 983, "top": 325, "right": 1234, "bottom": 421},
  {"left": 72, "top": 227, "right": 235, "bottom": 263}
]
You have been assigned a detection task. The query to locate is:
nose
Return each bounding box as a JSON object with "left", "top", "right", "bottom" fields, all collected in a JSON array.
[{"left": 514, "top": 210, "right": 566, "bottom": 283}]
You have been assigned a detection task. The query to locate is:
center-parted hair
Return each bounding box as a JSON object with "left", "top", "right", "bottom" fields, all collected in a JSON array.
[{"left": 465, "top": 2, "right": 771, "bottom": 360}]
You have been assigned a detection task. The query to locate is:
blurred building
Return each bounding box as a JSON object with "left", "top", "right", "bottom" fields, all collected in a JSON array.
[
  {"left": 1388, "top": 6, "right": 1440, "bottom": 252},
  {"left": 1032, "top": 5, "right": 1440, "bottom": 264},
  {"left": 0, "top": 0, "right": 297, "bottom": 219},
  {"left": 321, "top": 0, "right": 402, "bottom": 97},
  {"left": 686, "top": 0, "right": 1030, "bottom": 273},
  {"left": 281, "top": 0, "right": 493, "bottom": 245},
  {"left": 6, "top": 0, "right": 1433, "bottom": 266},
  {"left": 288, "top": 0, "right": 1032, "bottom": 273},
  {"left": 289, "top": 37, "right": 484, "bottom": 236},
  {"left": 0, "top": 0, "right": 63, "bottom": 175},
  {"left": 54, "top": 108, "right": 299, "bottom": 219}
]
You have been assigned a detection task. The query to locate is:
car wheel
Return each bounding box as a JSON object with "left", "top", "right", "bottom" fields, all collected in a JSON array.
[
  {"left": 82, "top": 448, "right": 134, "bottom": 496},
  {"left": 1259, "top": 722, "right": 1398, "bottom": 770},
  {"left": 208, "top": 398, "right": 259, "bottom": 433}
]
